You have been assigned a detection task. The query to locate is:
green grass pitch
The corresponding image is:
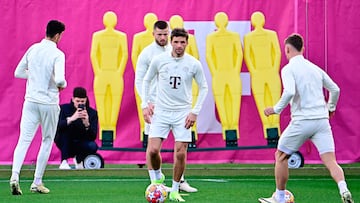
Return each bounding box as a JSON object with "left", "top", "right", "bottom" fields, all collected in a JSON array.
[{"left": 0, "top": 164, "right": 358, "bottom": 202}]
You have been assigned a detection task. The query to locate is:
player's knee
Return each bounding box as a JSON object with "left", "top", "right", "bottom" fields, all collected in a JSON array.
[
  {"left": 275, "top": 150, "right": 290, "bottom": 162},
  {"left": 147, "top": 146, "right": 161, "bottom": 157},
  {"left": 175, "top": 151, "right": 186, "bottom": 161},
  {"left": 174, "top": 146, "right": 187, "bottom": 161}
]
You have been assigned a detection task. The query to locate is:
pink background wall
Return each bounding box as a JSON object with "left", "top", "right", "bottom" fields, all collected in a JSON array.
[{"left": 1, "top": 0, "right": 359, "bottom": 165}]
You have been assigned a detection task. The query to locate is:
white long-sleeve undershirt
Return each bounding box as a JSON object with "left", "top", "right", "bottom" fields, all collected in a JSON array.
[
  {"left": 14, "top": 39, "right": 67, "bottom": 104},
  {"left": 141, "top": 52, "right": 208, "bottom": 115},
  {"left": 134, "top": 41, "right": 171, "bottom": 103},
  {"left": 274, "top": 55, "right": 339, "bottom": 120}
]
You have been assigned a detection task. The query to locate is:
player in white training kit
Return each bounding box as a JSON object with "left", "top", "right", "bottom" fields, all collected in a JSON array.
[
  {"left": 141, "top": 28, "right": 208, "bottom": 202},
  {"left": 259, "top": 34, "right": 354, "bottom": 203},
  {"left": 135, "top": 21, "right": 198, "bottom": 193},
  {"left": 10, "top": 20, "right": 67, "bottom": 195},
  {"left": 135, "top": 20, "right": 172, "bottom": 135}
]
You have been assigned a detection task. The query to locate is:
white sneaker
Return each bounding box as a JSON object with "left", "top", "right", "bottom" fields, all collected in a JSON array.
[
  {"left": 30, "top": 183, "right": 50, "bottom": 194},
  {"left": 162, "top": 184, "right": 171, "bottom": 192},
  {"left": 179, "top": 180, "right": 198, "bottom": 193},
  {"left": 10, "top": 179, "right": 22, "bottom": 195},
  {"left": 341, "top": 191, "right": 354, "bottom": 203},
  {"left": 59, "top": 160, "right": 71, "bottom": 170},
  {"left": 169, "top": 191, "right": 186, "bottom": 202},
  {"left": 74, "top": 157, "right": 84, "bottom": 169}
]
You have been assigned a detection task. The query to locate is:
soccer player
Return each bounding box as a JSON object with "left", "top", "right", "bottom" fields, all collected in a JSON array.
[
  {"left": 258, "top": 34, "right": 354, "bottom": 203},
  {"left": 141, "top": 28, "right": 208, "bottom": 202},
  {"left": 169, "top": 15, "right": 200, "bottom": 193},
  {"left": 135, "top": 20, "right": 198, "bottom": 193},
  {"left": 10, "top": 20, "right": 67, "bottom": 195},
  {"left": 135, "top": 20, "right": 171, "bottom": 140}
]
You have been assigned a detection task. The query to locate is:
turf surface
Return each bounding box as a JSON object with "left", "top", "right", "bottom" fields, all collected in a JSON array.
[{"left": 0, "top": 164, "right": 358, "bottom": 202}]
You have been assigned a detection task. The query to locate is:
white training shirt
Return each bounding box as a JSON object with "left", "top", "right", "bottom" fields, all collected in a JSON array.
[
  {"left": 274, "top": 55, "right": 340, "bottom": 120},
  {"left": 135, "top": 41, "right": 172, "bottom": 103},
  {"left": 141, "top": 51, "right": 208, "bottom": 115},
  {"left": 14, "top": 39, "right": 67, "bottom": 104}
]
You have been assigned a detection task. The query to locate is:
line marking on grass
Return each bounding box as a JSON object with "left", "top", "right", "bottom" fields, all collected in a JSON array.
[
  {"left": 1, "top": 177, "right": 359, "bottom": 183},
  {"left": 198, "top": 179, "right": 228, "bottom": 182}
]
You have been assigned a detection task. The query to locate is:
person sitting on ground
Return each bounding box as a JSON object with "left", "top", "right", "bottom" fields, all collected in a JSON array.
[{"left": 55, "top": 87, "right": 99, "bottom": 169}]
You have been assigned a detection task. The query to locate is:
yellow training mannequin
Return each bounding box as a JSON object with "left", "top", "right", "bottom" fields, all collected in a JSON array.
[
  {"left": 206, "top": 12, "right": 242, "bottom": 141},
  {"left": 169, "top": 15, "right": 200, "bottom": 142},
  {"left": 90, "top": 11, "right": 128, "bottom": 140},
  {"left": 243, "top": 11, "right": 281, "bottom": 140},
  {"left": 169, "top": 15, "right": 199, "bottom": 60},
  {"left": 131, "top": 13, "right": 158, "bottom": 141}
]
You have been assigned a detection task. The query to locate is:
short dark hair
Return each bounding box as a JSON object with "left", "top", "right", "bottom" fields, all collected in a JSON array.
[
  {"left": 153, "top": 20, "right": 168, "bottom": 30},
  {"left": 73, "top": 87, "right": 87, "bottom": 98},
  {"left": 285, "top": 34, "right": 303, "bottom": 52},
  {"left": 46, "top": 20, "right": 65, "bottom": 38},
  {"left": 170, "top": 28, "right": 188, "bottom": 41}
]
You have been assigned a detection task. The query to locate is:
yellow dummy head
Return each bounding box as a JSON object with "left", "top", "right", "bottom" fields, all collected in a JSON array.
[
  {"left": 169, "top": 15, "right": 184, "bottom": 29},
  {"left": 103, "top": 11, "right": 117, "bottom": 29},
  {"left": 215, "top": 12, "right": 228, "bottom": 29},
  {"left": 144, "top": 13, "right": 158, "bottom": 32},
  {"left": 251, "top": 11, "right": 265, "bottom": 29}
]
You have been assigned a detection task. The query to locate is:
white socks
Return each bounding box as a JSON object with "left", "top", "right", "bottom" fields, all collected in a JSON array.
[
  {"left": 148, "top": 168, "right": 162, "bottom": 182},
  {"left": 275, "top": 189, "right": 286, "bottom": 203},
  {"left": 338, "top": 180, "right": 348, "bottom": 194},
  {"left": 34, "top": 177, "right": 42, "bottom": 185},
  {"left": 154, "top": 169, "right": 162, "bottom": 180},
  {"left": 10, "top": 172, "right": 19, "bottom": 181},
  {"left": 180, "top": 174, "right": 185, "bottom": 182},
  {"left": 171, "top": 180, "right": 180, "bottom": 192}
]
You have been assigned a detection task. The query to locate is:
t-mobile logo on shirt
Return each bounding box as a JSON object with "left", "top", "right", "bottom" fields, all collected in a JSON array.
[{"left": 169, "top": 76, "right": 181, "bottom": 89}]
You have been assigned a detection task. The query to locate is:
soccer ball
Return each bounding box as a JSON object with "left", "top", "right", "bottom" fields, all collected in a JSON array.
[
  {"left": 145, "top": 183, "right": 168, "bottom": 203},
  {"left": 272, "top": 190, "right": 295, "bottom": 203}
]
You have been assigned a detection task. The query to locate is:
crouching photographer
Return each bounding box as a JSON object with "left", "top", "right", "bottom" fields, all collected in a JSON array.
[{"left": 55, "top": 87, "right": 99, "bottom": 169}]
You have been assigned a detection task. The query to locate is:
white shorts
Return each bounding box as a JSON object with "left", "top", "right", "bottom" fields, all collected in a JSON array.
[
  {"left": 144, "top": 122, "right": 151, "bottom": 135},
  {"left": 278, "top": 119, "right": 335, "bottom": 155},
  {"left": 149, "top": 109, "right": 192, "bottom": 142}
]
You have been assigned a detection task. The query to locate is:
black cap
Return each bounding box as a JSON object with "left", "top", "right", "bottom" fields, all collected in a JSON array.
[{"left": 73, "top": 87, "right": 87, "bottom": 98}]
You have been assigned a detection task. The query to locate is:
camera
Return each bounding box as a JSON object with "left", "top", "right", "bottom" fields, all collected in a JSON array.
[{"left": 78, "top": 104, "right": 85, "bottom": 110}]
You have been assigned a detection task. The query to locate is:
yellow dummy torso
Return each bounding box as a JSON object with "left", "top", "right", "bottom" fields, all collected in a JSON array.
[
  {"left": 205, "top": 12, "right": 243, "bottom": 140},
  {"left": 90, "top": 11, "right": 128, "bottom": 139},
  {"left": 244, "top": 11, "right": 281, "bottom": 139}
]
